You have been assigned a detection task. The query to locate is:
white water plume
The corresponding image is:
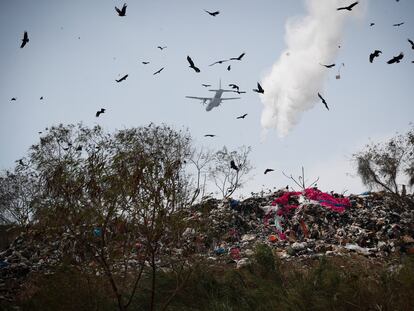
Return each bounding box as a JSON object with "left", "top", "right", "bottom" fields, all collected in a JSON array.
[{"left": 261, "top": 0, "right": 361, "bottom": 137}]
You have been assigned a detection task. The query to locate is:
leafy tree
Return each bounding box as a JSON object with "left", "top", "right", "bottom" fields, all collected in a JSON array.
[
  {"left": 208, "top": 146, "right": 252, "bottom": 198},
  {"left": 9, "top": 123, "right": 200, "bottom": 311},
  {"left": 353, "top": 126, "right": 414, "bottom": 200}
]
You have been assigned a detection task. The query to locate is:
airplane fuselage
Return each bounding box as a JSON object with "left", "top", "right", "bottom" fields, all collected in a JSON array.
[
  {"left": 206, "top": 89, "right": 224, "bottom": 111},
  {"left": 185, "top": 82, "right": 240, "bottom": 111}
]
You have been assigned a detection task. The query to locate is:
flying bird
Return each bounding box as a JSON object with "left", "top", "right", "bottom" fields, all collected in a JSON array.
[
  {"left": 204, "top": 10, "right": 220, "bottom": 16},
  {"left": 76, "top": 146, "right": 82, "bottom": 151},
  {"left": 204, "top": 134, "right": 216, "bottom": 137},
  {"left": 10, "top": 97, "right": 16, "bottom": 101},
  {"left": 40, "top": 96, "right": 44, "bottom": 100},
  {"left": 229, "top": 84, "right": 239, "bottom": 91},
  {"left": 236, "top": 113, "right": 248, "bottom": 119},
  {"left": 408, "top": 39, "right": 414, "bottom": 49},
  {"left": 230, "top": 53, "right": 245, "bottom": 61},
  {"left": 227, "top": 65, "right": 231, "bottom": 71},
  {"left": 318, "top": 93, "right": 329, "bottom": 110},
  {"left": 264, "top": 169, "right": 274, "bottom": 174},
  {"left": 253, "top": 82, "right": 264, "bottom": 94},
  {"left": 370, "top": 23, "right": 375, "bottom": 27},
  {"left": 393, "top": 22, "right": 404, "bottom": 27},
  {"left": 20, "top": 31, "right": 29, "bottom": 48},
  {"left": 142, "top": 61, "right": 150, "bottom": 65},
  {"left": 209, "top": 59, "right": 228, "bottom": 66},
  {"left": 187, "top": 56, "right": 200, "bottom": 72},
  {"left": 96, "top": 108, "right": 106, "bottom": 117},
  {"left": 153, "top": 67, "right": 164, "bottom": 75},
  {"left": 369, "top": 50, "right": 382, "bottom": 63},
  {"left": 115, "top": 3, "right": 127, "bottom": 16},
  {"left": 157, "top": 46, "right": 167, "bottom": 50},
  {"left": 116, "top": 74, "right": 128, "bottom": 83},
  {"left": 337, "top": 1, "right": 359, "bottom": 11},
  {"left": 387, "top": 52, "right": 404, "bottom": 64},
  {"left": 230, "top": 160, "right": 239, "bottom": 171},
  {"left": 320, "top": 63, "right": 335, "bottom": 68},
  {"left": 202, "top": 84, "right": 211, "bottom": 87}
]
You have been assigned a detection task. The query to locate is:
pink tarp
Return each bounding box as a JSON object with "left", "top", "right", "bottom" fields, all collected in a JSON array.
[
  {"left": 267, "top": 188, "right": 350, "bottom": 240},
  {"left": 271, "top": 188, "right": 350, "bottom": 214}
]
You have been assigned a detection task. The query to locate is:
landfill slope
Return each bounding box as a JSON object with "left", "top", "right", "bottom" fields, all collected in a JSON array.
[{"left": 0, "top": 189, "right": 413, "bottom": 302}]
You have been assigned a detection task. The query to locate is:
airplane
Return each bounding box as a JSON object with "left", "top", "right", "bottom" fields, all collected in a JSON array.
[{"left": 186, "top": 80, "right": 240, "bottom": 111}]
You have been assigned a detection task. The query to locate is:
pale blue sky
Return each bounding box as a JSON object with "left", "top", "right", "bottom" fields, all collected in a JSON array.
[{"left": 1, "top": 0, "right": 413, "bottom": 196}]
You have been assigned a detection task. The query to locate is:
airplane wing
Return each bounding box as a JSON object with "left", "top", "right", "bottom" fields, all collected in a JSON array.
[
  {"left": 208, "top": 89, "right": 234, "bottom": 92},
  {"left": 221, "top": 97, "right": 241, "bottom": 100},
  {"left": 186, "top": 96, "right": 212, "bottom": 100}
]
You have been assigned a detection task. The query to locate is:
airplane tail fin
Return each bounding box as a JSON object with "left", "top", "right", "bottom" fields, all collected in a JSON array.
[{"left": 208, "top": 78, "right": 234, "bottom": 92}]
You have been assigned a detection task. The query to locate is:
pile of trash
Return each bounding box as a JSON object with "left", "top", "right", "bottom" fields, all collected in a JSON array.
[
  {"left": 187, "top": 189, "right": 414, "bottom": 266},
  {"left": 0, "top": 228, "right": 76, "bottom": 301},
  {"left": 1, "top": 188, "right": 414, "bottom": 300}
]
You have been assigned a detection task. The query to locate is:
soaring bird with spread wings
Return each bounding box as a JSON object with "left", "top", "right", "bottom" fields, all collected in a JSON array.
[
  {"left": 369, "top": 50, "right": 382, "bottom": 63},
  {"left": 408, "top": 39, "right": 414, "bottom": 49},
  {"left": 116, "top": 74, "right": 128, "bottom": 83},
  {"left": 153, "top": 67, "right": 165, "bottom": 75},
  {"left": 20, "top": 31, "right": 29, "bottom": 48},
  {"left": 387, "top": 52, "right": 404, "bottom": 64},
  {"left": 204, "top": 10, "right": 220, "bottom": 16},
  {"left": 337, "top": 1, "right": 359, "bottom": 11},
  {"left": 187, "top": 56, "right": 200, "bottom": 72},
  {"left": 318, "top": 93, "right": 329, "bottom": 110},
  {"left": 115, "top": 3, "right": 127, "bottom": 16},
  {"left": 96, "top": 108, "right": 106, "bottom": 117},
  {"left": 230, "top": 53, "right": 245, "bottom": 61},
  {"left": 253, "top": 82, "right": 264, "bottom": 94}
]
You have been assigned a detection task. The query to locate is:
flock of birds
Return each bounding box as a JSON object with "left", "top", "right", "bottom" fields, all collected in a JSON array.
[
  {"left": 315, "top": 1, "right": 413, "bottom": 111},
  {"left": 10, "top": 1, "right": 413, "bottom": 176}
]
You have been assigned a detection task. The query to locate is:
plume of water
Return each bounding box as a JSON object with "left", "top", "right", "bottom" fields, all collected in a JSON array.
[{"left": 261, "top": 0, "right": 358, "bottom": 137}]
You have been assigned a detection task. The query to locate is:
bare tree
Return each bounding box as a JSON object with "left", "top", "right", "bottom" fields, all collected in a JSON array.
[
  {"left": 0, "top": 165, "right": 38, "bottom": 226},
  {"left": 208, "top": 146, "right": 252, "bottom": 198},
  {"left": 187, "top": 147, "right": 214, "bottom": 203},
  {"left": 282, "top": 166, "right": 319, "bottom": 191}
]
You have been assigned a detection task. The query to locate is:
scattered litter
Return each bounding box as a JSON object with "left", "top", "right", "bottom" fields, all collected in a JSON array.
[{"left": 1, "top": 188, "right": 413, "bottom": 302}]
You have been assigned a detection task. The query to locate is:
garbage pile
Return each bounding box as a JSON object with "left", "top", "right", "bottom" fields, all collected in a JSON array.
[
  {"left": 0, "top": 188, "right": 414, "bottom": 300},
  {"left": 187, "top": 189, "right": 414, "bottom": 265},
  {"left": 0, "top": 229, "right": 76, "bottom": 301}
]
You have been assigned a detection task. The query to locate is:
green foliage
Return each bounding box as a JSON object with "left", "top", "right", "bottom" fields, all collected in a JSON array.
[
  {"left": 252, "top": 243, "right": 276, "bottom": 273},
  {"left": 13, "top": 256, "right": 414, "bottom": 311},
  {"left": 18, "top": 265, "right": 114, "bottom": 311},
  {"left": 0, "top": 123, "right": 200, "bottom": 311}
]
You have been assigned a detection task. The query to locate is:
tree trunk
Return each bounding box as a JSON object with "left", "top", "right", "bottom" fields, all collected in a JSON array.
[{"left": 150, "top": 250, "right": 156, "bottom": 311}]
